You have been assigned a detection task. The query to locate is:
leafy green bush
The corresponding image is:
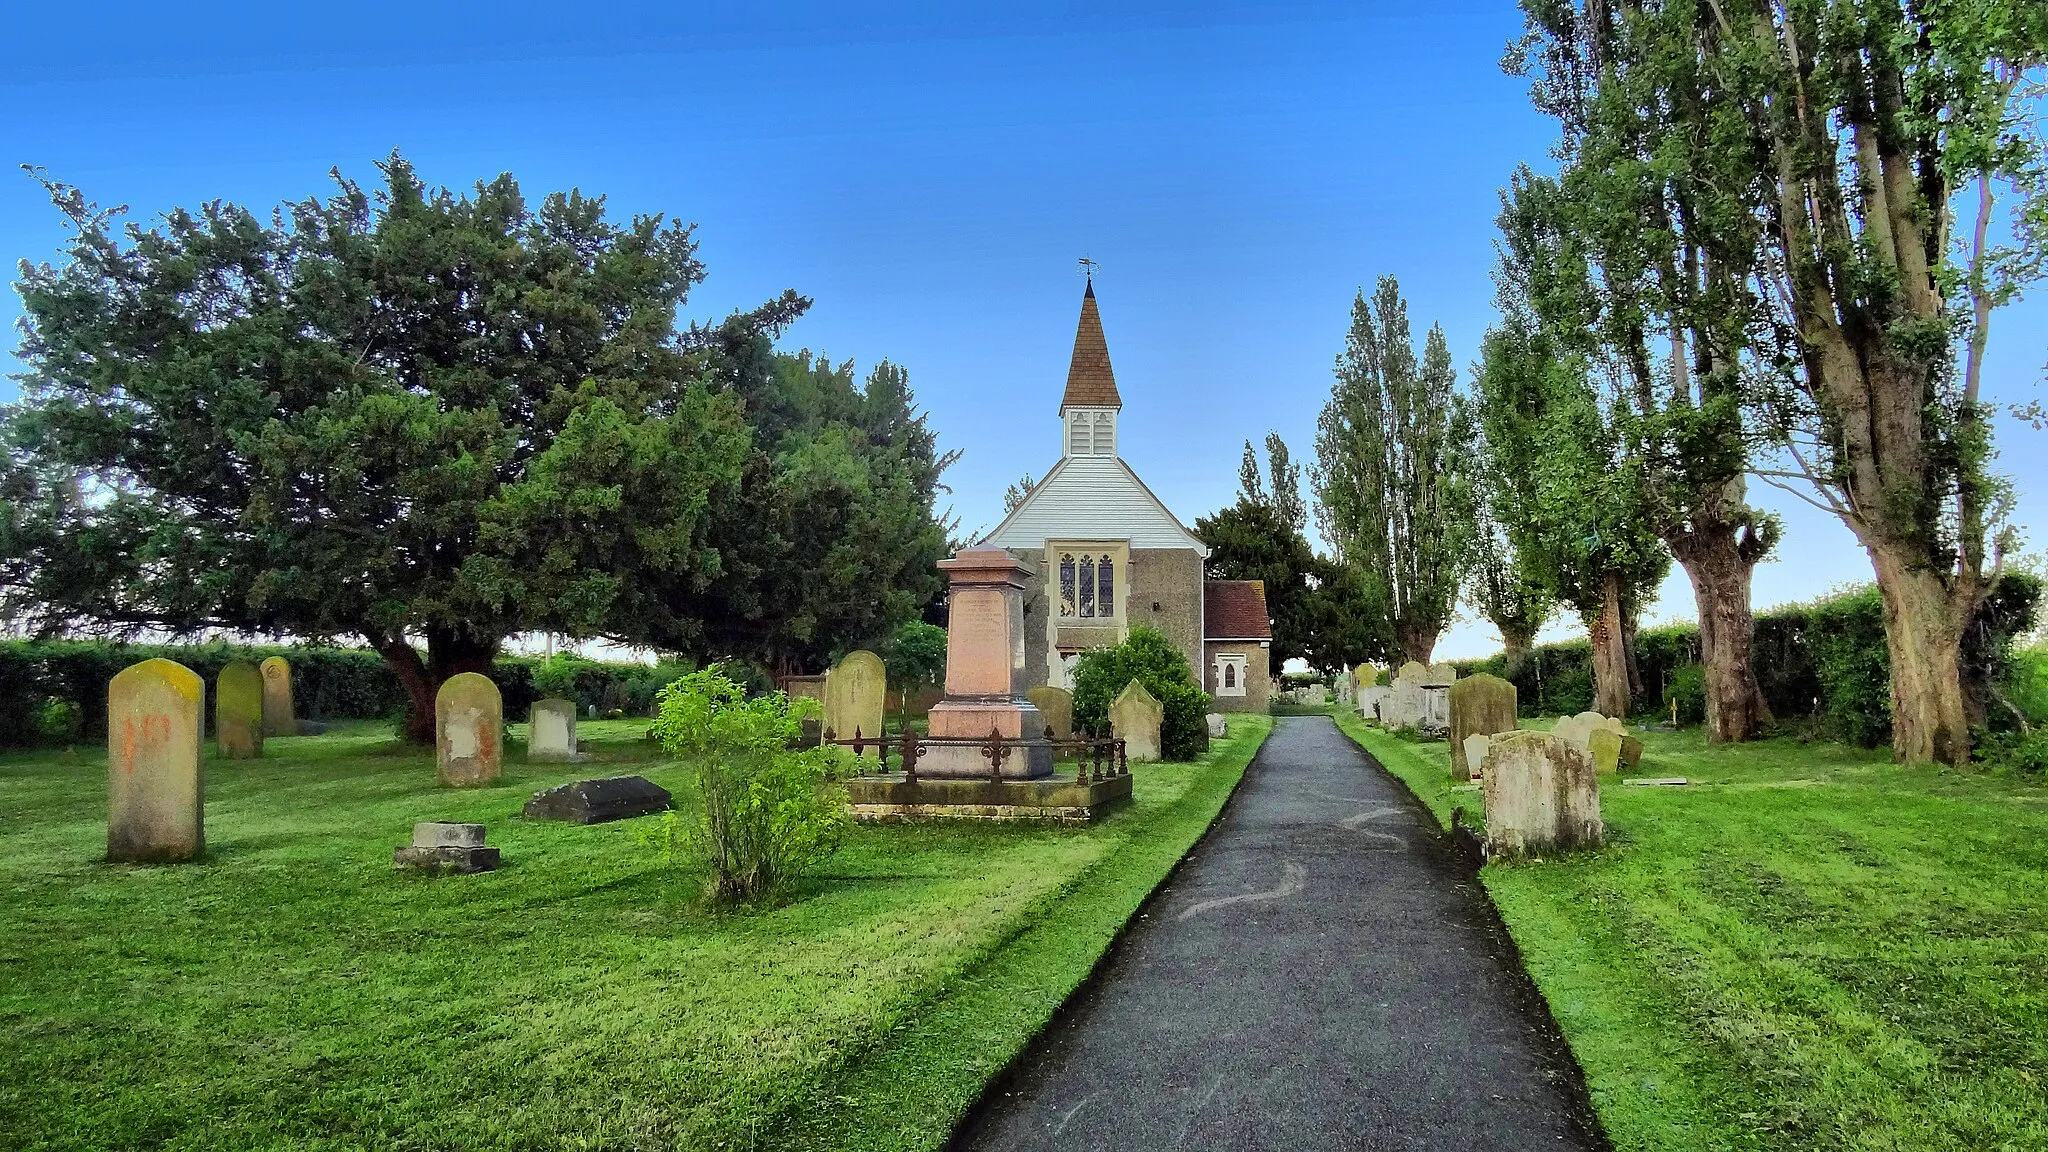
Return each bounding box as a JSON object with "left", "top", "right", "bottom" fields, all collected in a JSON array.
[
  {"left": 530, "top": 653, "right": 596, "bottom": 704},
  {"left": 1664, "top": 664, "right": 1706, "bottom": 726},
  {"left": 649, "top": 665, "right": 850, "bottom": 905},
  {"left": 878, "top": 620, "right": 947, "bottom": 690},
  {"left": 1070, "top": 625, "right": 1210, "bottom": 761}
]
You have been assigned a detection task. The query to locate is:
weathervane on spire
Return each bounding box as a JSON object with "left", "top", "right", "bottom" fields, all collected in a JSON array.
[{"left": 1078, "top": 256, "right": 1099, "bottom": 282}]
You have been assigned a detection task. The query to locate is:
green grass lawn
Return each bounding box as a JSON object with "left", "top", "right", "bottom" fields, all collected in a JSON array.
[
  {"left": 1333, "top": 711, "right": 2048, "bottom": 1152},
  {"left": 0, "top": 714, "right": 1271, "bottom": 1151}
]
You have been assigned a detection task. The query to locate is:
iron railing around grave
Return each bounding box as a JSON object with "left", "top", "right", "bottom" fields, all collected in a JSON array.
[{"left": 817, "top": 725, "right": 1128, "bottom": 786}]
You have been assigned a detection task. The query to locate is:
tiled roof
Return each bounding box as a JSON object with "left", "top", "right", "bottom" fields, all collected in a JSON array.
[
  {"left": 1205, "top": 579, "right": 1272, "bottom": 640},
  {"left": 1060, "top": 280, "right": 1122, "bottom": 411}
]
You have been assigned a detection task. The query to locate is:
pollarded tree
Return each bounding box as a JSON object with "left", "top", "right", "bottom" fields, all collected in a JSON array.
[
  {"left": 1311, "top": 278, "right": 1478, "bottom": 664},
  {"left": 1466, "top": 484, "right": 1554, "bottom": 667},
  {"left": 3, "top": 157, "right": 756, "bottom": 741},
  {"left": 1515, "top": 0, "right": 2047, "bottom": 765}
]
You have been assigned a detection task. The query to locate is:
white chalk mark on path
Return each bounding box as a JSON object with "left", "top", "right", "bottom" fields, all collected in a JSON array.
[
  {"left": 1049, "top": 1092, "right": 1098, "bottom": 1137},
  {"left": 1179, "top": 1074, "right": 1227, "bottom": 1141},
  {"left": 1339, "top": 804, "right": 1410, "bottom": 850},
  {"left": 1177, "top": 861, "right": 1307, "bottom": 921}
]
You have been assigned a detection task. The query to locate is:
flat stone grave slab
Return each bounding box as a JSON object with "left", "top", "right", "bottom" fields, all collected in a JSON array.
[{"left": 522, "top": 775, "right": 673, "bottom": 824}]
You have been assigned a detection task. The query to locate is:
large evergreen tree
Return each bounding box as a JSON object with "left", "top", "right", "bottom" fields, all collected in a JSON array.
[
  {"left": 1311, "top": 277, "right": 1477, "bottom": 665},
  {"left": 1198, "top": 437, "right": 1320, "bottom": 671}
]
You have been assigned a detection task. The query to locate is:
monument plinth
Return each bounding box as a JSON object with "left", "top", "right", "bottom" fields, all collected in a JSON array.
[{"left": 921, "top": 546, "right": 1055, "bottom": 778}]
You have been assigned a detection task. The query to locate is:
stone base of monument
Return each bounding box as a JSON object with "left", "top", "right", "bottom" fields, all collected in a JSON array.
[
  {"left": 522, "top": 775, "right": 672, "bottom": 824},
  {"left": 393, "top": 822, "right": 500, "bottom": 874},
  {"left": 844, "top": 771, "right": 1133, "bottom": 823},
  {"left": 920, "top": 699, "right": 1056, "bottom": 779}
]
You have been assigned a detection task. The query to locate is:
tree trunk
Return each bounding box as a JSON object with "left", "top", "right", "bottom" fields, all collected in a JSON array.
[
  {"left": 1591, "top": 570, "right": 1630, "bottom": 718},
  {"left": 1498, "top": 621, "right": 1537, "bottom": 677},
  {"left": 1867, "top": 544, "right": 1973, "bottom": 766},
  {"left": 1670, "top": 521, "right": 1771, "bottom": 743},
  {"left": 365, "top": 627, "right": 503, "bottom": 744},
  {"left": 1395, "top": 620, "right": 1438, "bottom": 668}
]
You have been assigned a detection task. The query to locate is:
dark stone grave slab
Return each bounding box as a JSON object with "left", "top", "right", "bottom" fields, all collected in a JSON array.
[{"left": 523, "top": 775, "right": 672, "bottom": 824}]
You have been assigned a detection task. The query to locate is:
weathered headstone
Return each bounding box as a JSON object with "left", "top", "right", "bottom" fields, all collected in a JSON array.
[
  {"left": 1027, "top": 685, "right": 1075, "bottom": 740},
  {"left": 1619, "top": 733, "right": 1645, "bottom": 772},
  {"left": 107, "top": 658, "right": 205, "bottom": 863},
  {"left": 1383, "top": 668, "right": 1428, "bottom": 729},
  {"left": 1110, "top": 680, "right": 1164, "bottom": 763},
  {"left": 825, "top": 650, "right": 887, "bottom": 755},
  {"left": 527, "top": 697, "right": 580, "bottom": 762},
  {"left": 436, "top": 673, "right": 503, "bottom": 788},
  {"left": 1587, "top": 728, "right": 1624, "bottom": 775},
  {"left": 1481, "top": 730, "right": 1602, "bottom": 857},
  {"left": 1355, "top": 664, "right": 1381, "bottom": 689},
  {"left": 1462, "top": 734, "right": 1492, "bottom": 779},
  {"left": 214, "top": 661, "right": 265, "bottom": 760},
  {"left": 1396, "top": 660, "right": 1427, "bottom": 683},
  {"left": 259, "top": 656, "right": 295, "bottom": 737},
  {"left": 1423, "top": 662, "right": 1458, "bottom": 686},
  {"left": 1300, "top": 683, "right": 1327, "bottom": 706},
  {"left": 1359, "top": 684, "right": 1390, "bottom": 722},
  {"left": 1206, "top": 712, "right": 1228, "bottom": 739},
  {"left": 523, "top": 776, "right": 672, "bottom": 823},
  {"left": 1449, "top": 673, "right": 1518, "bottom": 780},
  {"left": 1420, "top": 687, "right": 1451, "bottom": 732},
  {"left": 1553, "top": 711, "right": 1625, "bottom": 754},
  {"left": 393, "top": 822, "right": 499, "bottom": 873},
  {"left": 1335, "top": 671, "right": 1355, "bottom": 706}
]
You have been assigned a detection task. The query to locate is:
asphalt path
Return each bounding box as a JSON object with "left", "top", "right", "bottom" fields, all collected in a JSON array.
[{"left": 950, "top": 715, "right": 1604, "bottom": 1152}]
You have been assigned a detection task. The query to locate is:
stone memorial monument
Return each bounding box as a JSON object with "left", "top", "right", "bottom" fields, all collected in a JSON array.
[
  {"left": 436, "top": 673, "right": 503, "bottom": 788},
  {"left": 1110, "top": 679, "right": 1164, "bottom": 763},
  {"left": 527, "top": 697, "right": 580, "bottom": 762},
  {"left": 1481, "top": 730, "right": 1603, "bottom": 857},
  {"left": 107, "top": 658, "right": 205, "bottom": 863},
  {"left": 1026, "top": 685, "right": 1075, "bottom": 741},
  {"left": 825, "top": 650, "right": 887, "bottom": 755},
  {"left": 215, "top": 661, "right": 265, "bottom": 760},
  {"left": 523, "top": 776, "right": 671, "bottom": 823},
  {"left": 1449, "top": 673, "right": 1518, "bottom": 780},
  {"left": 259, "top": 656, "right": 295, "bottom": 737},
  {"left": 921, "top": 547, "right": 1054, "bottom": 778},
  {"left": 393, "top": 822, "right": 499, "bottom": 873}
]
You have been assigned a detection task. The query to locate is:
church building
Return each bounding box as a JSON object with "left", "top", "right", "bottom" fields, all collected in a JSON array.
[{"left": 980, "top": 280, "right": 1272, "bottom": 713}]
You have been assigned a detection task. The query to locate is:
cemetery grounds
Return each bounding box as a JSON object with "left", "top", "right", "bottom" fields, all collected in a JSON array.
[
  {"left": 1335, "top": 711, "right": 2048, "bottom": 1152},
  {"left": 0, "top": 715, "right": 1273, "bottom": 1151}
]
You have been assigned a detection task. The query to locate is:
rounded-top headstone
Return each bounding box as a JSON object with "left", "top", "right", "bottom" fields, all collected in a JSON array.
[
  {"left": 259, "top": 656, "right": 295, "bottom": 736},
  {"left": 1026, "top": 685, "right": 1074, "bottom": 740},
  {"left": 1395, "top": 661, "right": 1427, "bottom": 683},
  {"left": 824, "top": 650, "right": 888, "bottom": 751},
  {"left": 1449, "top": 673, "right": 1518, "bottom": 780},
  {"left": 215, "top": 661, "right": 265, "bottom": 759},
  {"left": 1109, "top": 679, "right": 1164, "bottom": 763},
  {"left": 436, "top": 673, "right": 503, "bottom": 788},
  {"left": 1355, "top": 664, "right": 1381, "bottom": 689},
  {"left": 107, "top": 658, "right": 205, "bottom": 863}
]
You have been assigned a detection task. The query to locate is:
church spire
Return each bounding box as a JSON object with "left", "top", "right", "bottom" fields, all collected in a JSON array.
[{"left": 1059, "top": 277, "right": 1122, "bottom": 414}]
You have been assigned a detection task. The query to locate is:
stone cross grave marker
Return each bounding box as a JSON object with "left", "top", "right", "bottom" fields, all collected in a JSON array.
[
  {"left": 436, "top": 673, "right": 503, "bottom": 788},
  {"left": 259, "top": 656, "right": 295, "bottom": 737},
  {"left": 214, "top": 661, "right": 265, "bottom": 760},
  {"left": 527, "top": 697, "right": 580, "bottom": 762},
  {"left": 1110, "top": 679, "right": 1164, "bottom": 763},
  {"left": 1449, "top": 673, "right": 1517, "bottom": 780},
  {"left": 107, "top": 658, "right": 205, "bottom": 863},
  {"left": 1481, "top": 730, "right": 1603, "bottom": 857}
]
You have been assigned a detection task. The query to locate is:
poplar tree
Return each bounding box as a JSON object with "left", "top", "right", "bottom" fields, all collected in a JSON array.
[{"left": 1311, "top": 277, "right": 1477, "bottom": 665}]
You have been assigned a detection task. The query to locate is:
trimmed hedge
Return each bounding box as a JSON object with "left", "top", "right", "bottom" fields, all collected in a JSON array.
[
  {"left": 0, "top": 640, "right": 689, "bottom": 747},
  {"left": 1452, "top": 573, "right": 2041, "bottom": 747}
]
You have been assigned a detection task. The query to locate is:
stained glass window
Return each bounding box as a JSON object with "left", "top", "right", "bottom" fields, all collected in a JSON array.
[
  {"left": 1059, "top": 554, "right": 1076, "bottom": 617},
  {"left": 1097, "top": 556, "right": 1113, "bottom": 616},
  {"left": 1078, "top": 555, "right": 1096, "bottom": 617}
]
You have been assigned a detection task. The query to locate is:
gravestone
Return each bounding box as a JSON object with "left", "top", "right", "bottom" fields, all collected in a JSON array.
[
  {"left": 1587, "top": 728, "right": 1623, "bottom": 775},
  {"left": 1110, "top": 680, "right": 1164, "bottom": 763},
  {"left": 214, "top": 661, "right": 265, "bottom": 760},
  {"left": 436, "top": 673, "right": 503, "bottom": 788},
  {"left": 922, "top": 547, "right": 1055, "bottom": 779},
  {"left": 1420, "top": 687, "right": 1451, "bottom": 732},
  {"left": 1449, "top": 673, "right": 1518, "bottom": 780},
  {"left": 1355, "top": 664, "right": 1381, "bottom": 689},
  {"left": 1359, "top": 684, "right": 1389, "bottom": 722},
  {"left": 107, "top": 658, "right": 205, "bottom": 863},
  {"left": 1383, "top": 667, "right": 1428, "bottom": 729},
  {"left": 1553, "top": 710, "right": 1624, "bottom": 753},
  {"left": 1481, "top": 730, "right": 1602, "bottom": 857},
  {"left": 259, "top": 656, "right": 295, "bottom": 737},
  {"left": 1299, "top": 683, "right": 1327, "bottom": 706},
  {"left": 1462, "top": 734, "right": 1492, "bottom": 779},
  {"left": 523, "top": 775, "right": 672, "bottom": 824},
  {"left": 1206, "top": 712, "right": 1227, "bottom": 738},
  {"left": 1423, "top": 662, "right": 1458, "bottom": 686},
  {"left": 1335, "top": 671, "right": 1355, "bottom": 707},
  {"left": 1619, "top": 733, "right": 1645, "bottom": 771},
  {"left": 393, "top": 822, "right": 499, "bottom": 873},
  {"left": 825, "top": 650, "right": 887, "bottom": 755},
  {"left": 1026, "top": 685, "right": 1075, "bottom": 740},
  {"left": 527, "top": 697, "right": 580, "bottom": 762}
]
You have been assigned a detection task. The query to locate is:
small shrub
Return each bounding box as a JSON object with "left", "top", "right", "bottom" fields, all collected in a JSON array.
[
  {"left": 36, "top": 697, "right": 81, "bottom": 744},
  {"left": 1070, "top": 625, "right": 1211, "bottom": 760},
  {"left": 1977, "top": 727, "right": 2048, "bottom": 777},
  {"left": 1664, "top": 664, "right": 1706, "bottom": 726},
  {"left": 531, "top": 652, "right": 595, "bottom": 705},
  {"left": 649, "top": 665, "right": 850, "bottom": 905}
]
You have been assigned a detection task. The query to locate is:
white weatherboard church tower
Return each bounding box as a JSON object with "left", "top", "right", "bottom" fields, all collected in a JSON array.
[{"left": 980, "top": 278, "right": 1272, "bottom": 713}]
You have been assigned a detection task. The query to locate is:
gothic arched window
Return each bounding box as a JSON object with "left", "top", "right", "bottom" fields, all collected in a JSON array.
[
  {"left": 1096, "top": 556, "right": 1114, "bottom": 617},
  {"left": 1078, "top": 554, "right": 1096, "bottom": 617},
  {"left": 1059, "top": 554, "right": 1077, "bottom": 617},
  {"left": 1223, "top": 663, "right": 1237, "bottom": 689}
]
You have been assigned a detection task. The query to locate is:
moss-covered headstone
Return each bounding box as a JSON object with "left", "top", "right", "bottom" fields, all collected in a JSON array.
[
  {"left": 1449, "top": 673, "right": 1517, "bottom": 781},
  {"left": 436, "top": 673, "right": 503, "bottom": 788},
  {"left": 824, "top": 650, "right": 887, "bottom": 754},
  {"left": 1110, "top": 679, "right": 1163, "bottom": 763},
  {"left": 1026, "top": 685, "right": 1075, "bottom": 740},
  {"left": 259, "top": 656, "right": 295, "bottom": 736},
  {"left": 107, "top": 658, "right": 205, "bottom": 863},
  {"left": 1481, "top": 730, "right": 1602, "bottom": 857},
  {"left": 215, "top": 661, "right": 265, "bottom": 759}
]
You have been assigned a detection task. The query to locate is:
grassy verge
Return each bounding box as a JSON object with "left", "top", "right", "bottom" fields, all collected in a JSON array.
[
  {"left": 1333, "top": 714, "right": 2048, "bottom": 1151},
  {"left": 0, "top": 715, "right": 1269, "bottom": 1151}
]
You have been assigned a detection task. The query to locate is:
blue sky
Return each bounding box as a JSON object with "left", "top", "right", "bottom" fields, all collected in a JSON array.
[{"left": 4, "top": 1, "right": 2043, "bottom": 658}]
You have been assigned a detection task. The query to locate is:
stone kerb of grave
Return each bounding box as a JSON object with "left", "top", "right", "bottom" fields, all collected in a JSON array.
[
  {"left": 824, "top": 650, "right": 887, "bottom": 756},
  {"left": 214, "top": 661, "right": 265, "bottom": 760},
  {"left": 259, "top": 655, "right": 295, "bottom": 737},
  {"left": 527, "top": 697, "right": 581, "bottom": 762},
  {"left": 107, "top": 658, "right": 206, "bottom": 863},
  {"left": 523, "top": 776, "right": 672, "bottom": 824},
  {"left": 436, "top": 673, "right": 503, "bottom": 788},
  {"left": 1110, "top": 680, "right": 1164, "bottom": 763},
  {"left": 1026, "top": 685, "right": 1074, "bottom": 740},
  {"left": 1480, "top": 730, "right": 1603, "bottom": 857},
  {"left": 393, "top": 822, "right": 499, "bottom": 873},
  {"left": 1449, "top": 673, "right": 1518, "bottom": 781}
]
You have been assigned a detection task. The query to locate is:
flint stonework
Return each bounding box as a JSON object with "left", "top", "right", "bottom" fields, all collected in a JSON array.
[{"left": 107, "top": 658, "right": 205, "bottom": 863}]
